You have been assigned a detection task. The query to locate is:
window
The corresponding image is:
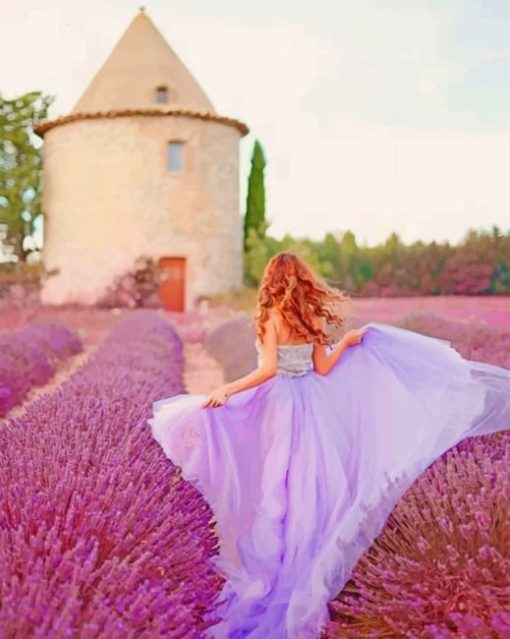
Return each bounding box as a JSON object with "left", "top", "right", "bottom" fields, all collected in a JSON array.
[
  {"left": 155, "top": 86, "right": 168, "bottom": 103},
  {"left": 167, "top": 142, "right": 184, "bottom": 173}
]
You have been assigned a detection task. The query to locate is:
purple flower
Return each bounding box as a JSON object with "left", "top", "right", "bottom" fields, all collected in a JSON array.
[{"left": 0, "top": 320, "right": 83, "bottom": 416}]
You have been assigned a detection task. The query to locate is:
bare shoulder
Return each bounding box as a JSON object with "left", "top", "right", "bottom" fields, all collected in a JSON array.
[{"left": 257, "top": 308, "right": 279, "bottom": 343}]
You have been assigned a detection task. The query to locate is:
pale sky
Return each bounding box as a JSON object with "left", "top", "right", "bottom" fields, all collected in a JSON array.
[{"left": 2, "top": 0, "right": 510, "bottom": 246}]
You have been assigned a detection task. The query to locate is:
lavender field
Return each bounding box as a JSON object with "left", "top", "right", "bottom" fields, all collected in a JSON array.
[
  {"left": 0, "top": 311, "right": 225, "bottom": 638},
  {"left": 0, "top": 297, "right": 509, "bottom": 638}
]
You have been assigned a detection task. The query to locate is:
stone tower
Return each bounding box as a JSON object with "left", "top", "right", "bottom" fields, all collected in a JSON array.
[{"left": 36, "top": 9, "right": 248, "bottom": 310}]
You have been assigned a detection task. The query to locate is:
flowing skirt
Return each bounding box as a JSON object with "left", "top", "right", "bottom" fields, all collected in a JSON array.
[{"left": 147, "top": 322, "right": 510, "bottom": 639}]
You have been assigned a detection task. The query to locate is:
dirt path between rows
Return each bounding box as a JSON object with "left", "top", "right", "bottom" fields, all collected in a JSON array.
[
  {"left": 164, "top": 306, "right": 239, "bottom": 396},
  {"left": 182, "top": 340, "right": 225, "bottom": 395}
]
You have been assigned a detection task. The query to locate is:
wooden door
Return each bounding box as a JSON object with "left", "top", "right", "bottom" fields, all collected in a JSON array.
[{"left": 158, "top": 256, "right": 186, "bottom": 312}]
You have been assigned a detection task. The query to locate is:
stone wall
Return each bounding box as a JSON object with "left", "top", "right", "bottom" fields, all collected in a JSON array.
[{"left": 40, "top": 114, "right": 243, "bottom": 309}]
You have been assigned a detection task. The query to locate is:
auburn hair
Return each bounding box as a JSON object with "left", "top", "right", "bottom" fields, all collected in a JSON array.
[{"left": 252, "top": 251, "right": 351, "bottom": 346}]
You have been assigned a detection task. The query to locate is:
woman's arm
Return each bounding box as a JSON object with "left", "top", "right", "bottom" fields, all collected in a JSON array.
[
  {"left": 202, "top": 315, "right": 278, "bottom": 408},
  {"left": 313, "top": 327, "right": 367, "bottom": 375}
]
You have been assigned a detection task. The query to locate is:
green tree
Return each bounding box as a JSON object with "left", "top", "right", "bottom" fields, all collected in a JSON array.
[
  {"left": 335, "top": 230, "right": 359, "bottom": 288},
  {"left": 243, "top": 139, "right": 266, "bottom": 251},
  {"left": 0, "top": 91, "right": 52, "bottom": 262},
  {"left": 489, "top": 225, "right": 510, "bottom": 293}
]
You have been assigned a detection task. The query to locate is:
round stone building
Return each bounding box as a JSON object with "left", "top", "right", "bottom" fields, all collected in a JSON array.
[{"left": 36, "top": 9, "right": 248, "bottom": 311}]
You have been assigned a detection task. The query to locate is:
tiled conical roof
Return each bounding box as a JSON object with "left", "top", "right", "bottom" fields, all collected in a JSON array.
[{"left": 72, "top": 9, "right": 215, "bottom": 114}]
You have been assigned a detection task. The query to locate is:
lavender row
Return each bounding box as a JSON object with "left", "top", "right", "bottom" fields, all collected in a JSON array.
[
  {"left": 397, "top": 311, "right": 510, "bottom": 368},
  {"left": 324, "top": 430, "right": 510, "bottom": 638},
  {"left": 0, "top": 320, "right": 83, "bottom": 417},
  {"left": 204, "top": 316, "right": 257, "bottom": 381},
  {"left": 0, "top": 311, "right": 223, "bottom": 638}
]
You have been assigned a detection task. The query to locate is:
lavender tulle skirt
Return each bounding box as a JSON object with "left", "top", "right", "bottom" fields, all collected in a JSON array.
[{"left": 147, "top": 322, "right": 510, "bottom": 638}]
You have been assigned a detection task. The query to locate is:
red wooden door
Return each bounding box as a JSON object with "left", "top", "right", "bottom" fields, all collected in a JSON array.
[{"left": 158, "top": 256, "right": 186, "bottom": 311}]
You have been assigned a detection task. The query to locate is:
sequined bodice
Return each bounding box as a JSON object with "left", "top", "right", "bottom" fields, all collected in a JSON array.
[{"left": 255, "top": 340, "right": 314, "bottom": 377}]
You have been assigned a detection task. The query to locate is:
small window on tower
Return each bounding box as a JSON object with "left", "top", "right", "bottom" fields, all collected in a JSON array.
[
  {"left": 155, "top": 86, "right": 168, "bottom": 103},
  {"left": 167, "top": 142, "right": 184, "bottom": 173}
]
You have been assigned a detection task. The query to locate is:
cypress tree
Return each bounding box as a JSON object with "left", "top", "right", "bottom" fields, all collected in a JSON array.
[{"left": 243, "top": 139, "right": 266, "bottom": 251}]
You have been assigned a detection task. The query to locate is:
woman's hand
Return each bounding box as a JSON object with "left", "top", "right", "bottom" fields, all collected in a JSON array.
[
  {"left": 202, "top": 384, "right": 232, "bottom": 409},
  {"left": 342, "top": 327, "right": 368, "bottom": 347}
]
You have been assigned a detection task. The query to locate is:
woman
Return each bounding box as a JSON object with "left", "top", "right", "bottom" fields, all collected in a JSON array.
[{"left": 148, "top": 252, "right": 510, "bottom": 639}]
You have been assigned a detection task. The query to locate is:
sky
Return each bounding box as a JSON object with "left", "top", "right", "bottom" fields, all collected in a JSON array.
[{"left": 2, "top": 0, "right": 510, "bottom": 247}]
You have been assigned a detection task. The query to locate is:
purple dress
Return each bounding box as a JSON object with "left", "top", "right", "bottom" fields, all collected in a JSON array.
[{"left": 147, "top": 322, "right": 510, "bottom": 638}]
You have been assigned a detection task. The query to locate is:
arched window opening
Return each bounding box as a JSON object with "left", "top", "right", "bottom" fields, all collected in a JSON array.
[{"left": 155, "top": 86, "right": 168, "bottom": 103}]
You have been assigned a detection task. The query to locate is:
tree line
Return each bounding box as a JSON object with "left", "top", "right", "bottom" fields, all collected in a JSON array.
[
  {"left": 244, "top": 224, "right": 510, "bottom": 296},
  {"left": 243, "top": 142, "right": 510, "bottom": 296}
]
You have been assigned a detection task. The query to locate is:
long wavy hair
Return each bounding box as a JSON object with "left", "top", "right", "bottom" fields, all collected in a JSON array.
[{"left": 252, "top": 252, "right": 351, "bottom": 346}]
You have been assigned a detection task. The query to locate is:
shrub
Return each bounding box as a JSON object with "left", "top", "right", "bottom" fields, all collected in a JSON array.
[{"left": 96, "top": 255, "right": 161, "bottom": 309}]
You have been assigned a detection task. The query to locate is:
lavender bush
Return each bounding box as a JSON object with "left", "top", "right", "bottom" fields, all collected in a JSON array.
[
  {"left": 324, "top": 430, "right": 510, "bottom": 639},
  {"left": 0, "top": 311, "right": 223, "bottom": 638},
  {"left": 396, "top": 312, "right": 510, "bottom": 368},
  {"left": 204, "top": 316, "right": 257, "bottom": 381},
  {"left": 353, "top": 296, "right": 510, "bottom": 328},
  {"left": 0, "top": 320, "right": 83, "bottom": 417}
]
